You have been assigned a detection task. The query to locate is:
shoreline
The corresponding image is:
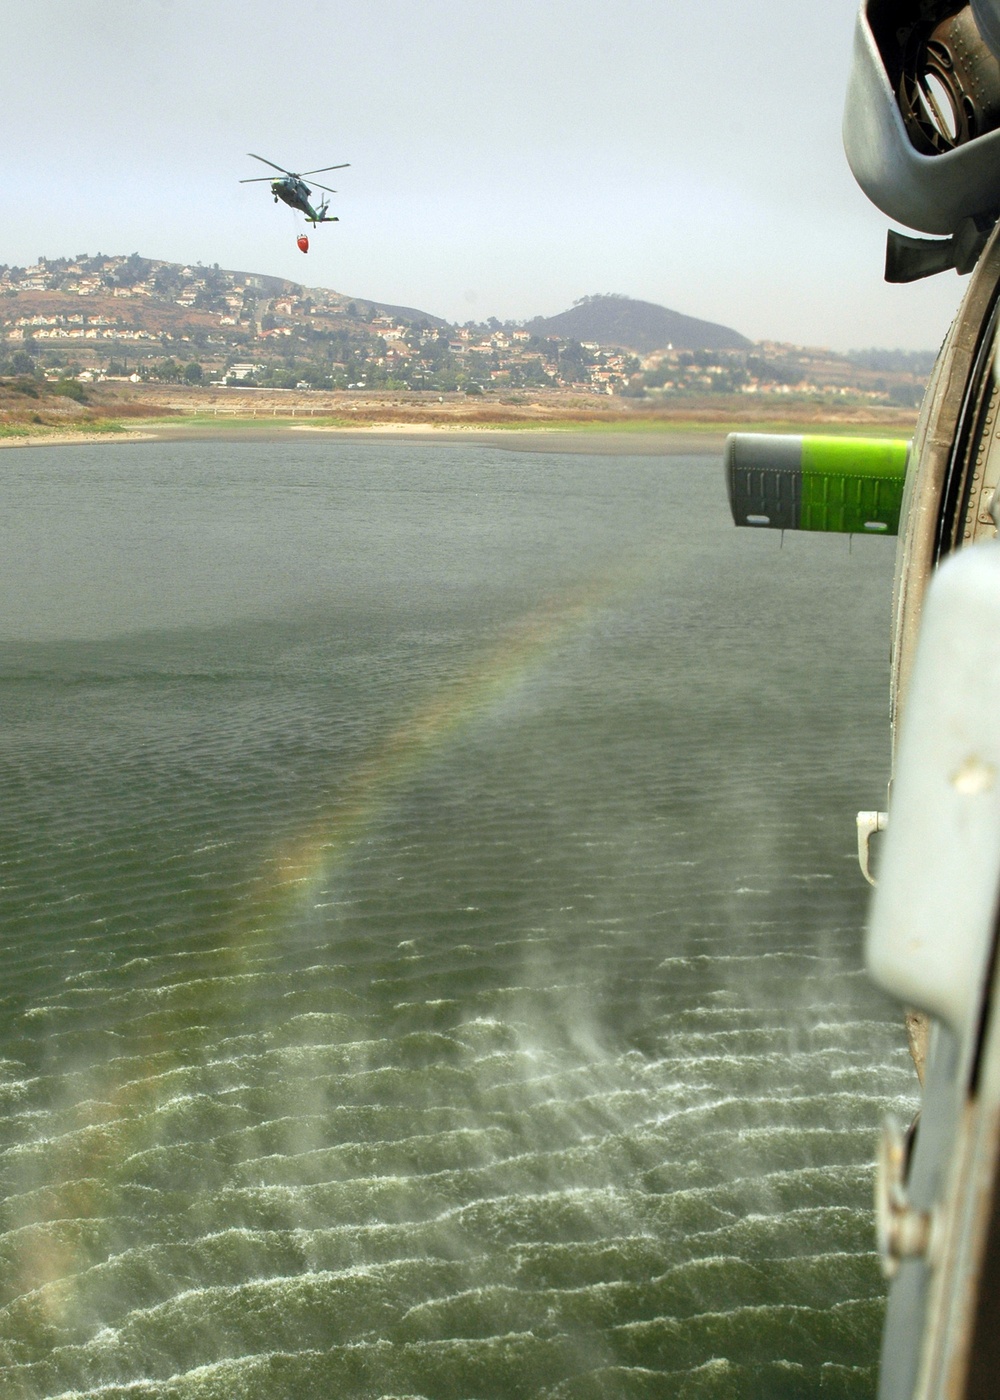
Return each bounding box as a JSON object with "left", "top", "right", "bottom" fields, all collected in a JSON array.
[
  {"left": 1, "top": 383, "right": 919, "bottom": 455},
  {"left": 0, "top": 421, "right": 725, "bottom": 455},
  {"left": 0, "top": 411, "right": 916, "bottom": 457},
  {"left": 0, "top": 429, "right": 156, "bottom": 450},
  {"left": 153, "top": 420, "right": 733, "bottom": 455}
]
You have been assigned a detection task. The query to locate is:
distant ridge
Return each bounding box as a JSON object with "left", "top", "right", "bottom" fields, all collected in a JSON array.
[
  {"left": 526, "top": 294, "right": 752, "bottom": 354},
  {"left": 182, "top": 272, "right": 448, "bottom": 327},
  {"left": 344, "top": 296, "right": 448, "bottom": 327}
]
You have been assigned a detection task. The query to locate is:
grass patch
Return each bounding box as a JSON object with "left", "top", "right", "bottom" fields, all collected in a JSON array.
[
  {"left": 138, "top": 413, "right": 301, "bottom": 429},
  {"left": 486, "top": 417, "right": 914, "bottom": 437},
  {"left": 606, "top": 418, "right": 913, "bottom": 438},
  {"left": 77, "top": 418, "right": 129, "bottom": 434},
  {"left": 138, "top": 412, "right": 914, "bottom": 436}
]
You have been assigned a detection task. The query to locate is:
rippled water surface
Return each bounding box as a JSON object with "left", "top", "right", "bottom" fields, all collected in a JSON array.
[{"left": 0, "top": 439, "right": 915, "bottom": 1399}]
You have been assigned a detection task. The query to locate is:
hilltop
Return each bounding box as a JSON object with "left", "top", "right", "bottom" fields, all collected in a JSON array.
[{"left": 527, "top": 293, "right": 752, "bottom": 353}]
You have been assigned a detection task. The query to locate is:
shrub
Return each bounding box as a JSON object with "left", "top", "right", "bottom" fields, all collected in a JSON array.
[{"left": 52, "top": 379, "right": 87, "bottom": 402}]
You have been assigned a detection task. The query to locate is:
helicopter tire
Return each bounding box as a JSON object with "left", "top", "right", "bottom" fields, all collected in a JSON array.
[{"left": 889, "top": 222, "right": 1000, "bottom": 730}]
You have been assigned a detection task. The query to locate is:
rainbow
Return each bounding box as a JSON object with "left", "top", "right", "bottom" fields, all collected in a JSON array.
[
  {"left": 10, "top": 570, "right": 631, "bottom": 1316},
  {"left": 247, "top": 574, "right": 621, "bottom": 933}
]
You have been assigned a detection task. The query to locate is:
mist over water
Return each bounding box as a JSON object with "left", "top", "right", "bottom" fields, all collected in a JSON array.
[{"left": 0, "top": 440, "right": 915, "bottom": 1399}]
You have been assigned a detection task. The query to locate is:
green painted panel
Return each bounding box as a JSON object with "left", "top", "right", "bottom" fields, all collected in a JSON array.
[{"left": 799, "top": 436, "right": 909, "bottom": 534}]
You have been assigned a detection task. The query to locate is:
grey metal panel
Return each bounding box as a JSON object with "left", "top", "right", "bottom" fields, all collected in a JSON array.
[
  {"left": 724, "top": 433, "right": 801, "bottom": 529},
  {"left": 972, "top": 0, "right": 1000, "bottom": 61},
  {"left": 878, "top": 1029, "right": 963, "bottom": 1400},
  {"left": 870, "top": 543, "right": 1000, "bottom": 1397},
  {"left": 869, "top": 543, "right": 1000, "bottom": 1038},
  {"left": 843, "top": 2, "right": 1000, "bottom": 235}
]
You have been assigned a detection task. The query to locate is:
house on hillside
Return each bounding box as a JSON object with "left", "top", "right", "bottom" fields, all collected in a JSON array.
[{"left": 222, "top": 362, "right": 265, "bottom": 382}]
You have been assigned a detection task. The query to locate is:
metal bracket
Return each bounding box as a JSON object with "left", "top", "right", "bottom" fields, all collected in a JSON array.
[
  {"left": 857, "top": 810, "right": 889, "bottom": 886},
  {"left": 876, "top": 1113, "right": 934, "bottom": 1279},
  {"left": 885, "top": 216, "right": 997, "bottom": 284}
]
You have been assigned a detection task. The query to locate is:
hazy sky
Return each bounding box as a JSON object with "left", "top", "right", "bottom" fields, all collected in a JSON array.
[{"left": 2, "top": 0, "right": 970, "bottom": 349}]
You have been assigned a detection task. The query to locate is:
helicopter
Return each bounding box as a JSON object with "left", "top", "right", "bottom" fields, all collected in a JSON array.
[{"left": 240, "top": 153, "right": 349, "bottom": 225}]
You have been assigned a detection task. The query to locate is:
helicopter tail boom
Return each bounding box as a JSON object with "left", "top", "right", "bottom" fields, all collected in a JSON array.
[{"left": 307, "top": 197, "right": 339, "bottom": 224}]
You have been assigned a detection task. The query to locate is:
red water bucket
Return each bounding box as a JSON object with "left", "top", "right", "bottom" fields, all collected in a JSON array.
[{"left": 296, "top": 234, "right": 309, "bottom": 254}]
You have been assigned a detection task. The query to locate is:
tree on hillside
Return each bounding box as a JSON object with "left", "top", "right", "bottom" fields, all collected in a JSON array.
[
  {"left": 107, "top": 253, "right": 152, "bottom": 288},
  {"left": 151, "top": 266, "right": 179, "bottom": 295},
  {"left": 573, "top": 293, "right": 627, "bottom": 306}
]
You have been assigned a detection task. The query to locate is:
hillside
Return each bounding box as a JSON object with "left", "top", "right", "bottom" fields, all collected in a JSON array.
[
  {"left": 527, "top": 294, "right": 751, "bottom": 353},
  {"left": 0, "top": 253, "right": 649, "bottom": 394},
  {"left": 0, "top": 253, "right": 931, "bottom": 406},
  {"left": 0, "top": 254, "right": 446, "bottom": 331}
]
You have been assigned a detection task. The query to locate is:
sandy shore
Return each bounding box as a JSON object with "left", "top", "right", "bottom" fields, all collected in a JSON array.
[
  {"left": 1, "top": 420, "right": 729, "bottom": 455},
  {"left": 1, "top": 397, "right": 918, "bottom": 457},
  {"left": 0, "top": 430, "right": 155, "bottom": 449}
]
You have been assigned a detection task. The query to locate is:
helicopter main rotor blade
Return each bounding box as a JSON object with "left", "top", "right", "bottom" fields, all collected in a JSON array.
[
  {"left": 247, "top": 153, "right": 295, "bottom": 175},
  {"left": 300, "top": 163, "right": 350, "bottom": 175},
  {"left": 239, "top": 176, "right": 280, "bottom": 183},
  {"left": 309, "top": 182, "right": 339, "bottom": 195}
]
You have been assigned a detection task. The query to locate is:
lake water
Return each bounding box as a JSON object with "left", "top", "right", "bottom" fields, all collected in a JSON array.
[{"left": 0, "top": 438, "right": 915, "bottom": 1399}]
